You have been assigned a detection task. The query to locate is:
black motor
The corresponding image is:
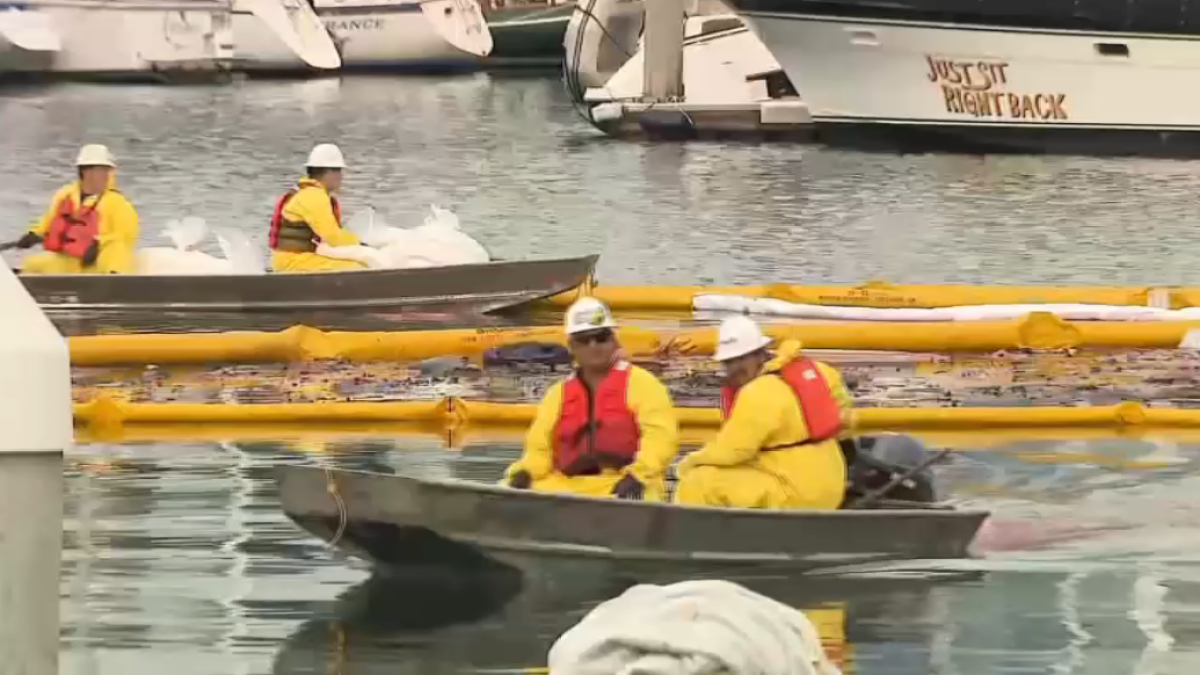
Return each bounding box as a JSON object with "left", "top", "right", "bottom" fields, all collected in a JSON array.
[{"left": 840, "top": 434, "right": 940, "bottom": 506}]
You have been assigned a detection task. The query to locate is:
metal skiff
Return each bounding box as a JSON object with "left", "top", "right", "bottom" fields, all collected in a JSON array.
[
  {"left": 19, "top": 255, "right": 598, "bottom": 312},
  {"left": 275, "top": 465, "right": 990, "bottom": 573}
]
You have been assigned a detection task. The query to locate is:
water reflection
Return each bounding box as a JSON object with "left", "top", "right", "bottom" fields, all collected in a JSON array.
[
  {"left": 58, "top": 433, "right": 1200, "bottom": 673},
  {"left": 270, "top": 568, "right": 987, "bottom": 675}
]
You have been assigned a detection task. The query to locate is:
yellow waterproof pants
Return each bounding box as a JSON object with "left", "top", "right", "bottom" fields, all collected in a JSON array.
[
  {"left": 527, "top": 469, "right": 667, "bottom": 502},
  {"left": 673, "top": 464, "right": 843, "bottom": 510},
  {"left": 21, "top": 246, "right": 133, "bottom": 274},
  {"left": 271, "top": 250, "right": 367, "bottom": 273}
]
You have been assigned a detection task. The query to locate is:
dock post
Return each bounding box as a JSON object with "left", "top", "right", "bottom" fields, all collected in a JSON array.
[
  {"left": 643, "top": 0, "right": 685, "bottom": 100},
  {"left": 0, "top": 259, "right": 71, "bottom": 674}
]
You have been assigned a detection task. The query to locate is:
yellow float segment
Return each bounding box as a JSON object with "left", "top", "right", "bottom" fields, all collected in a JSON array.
[
  {"left": 545, "top": 281, "right": 1200, "bottom": 310},
  {"left": 65, "top": 313, "right": 1200, "bottom": 365},
  {"left": 71, "top": 396, "right": 1200, "bottom": 433}
]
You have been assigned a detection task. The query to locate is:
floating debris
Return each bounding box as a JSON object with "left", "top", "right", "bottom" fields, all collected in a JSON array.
[{"left": 68, "top": 348, "right": 1200, "bottom": 409}]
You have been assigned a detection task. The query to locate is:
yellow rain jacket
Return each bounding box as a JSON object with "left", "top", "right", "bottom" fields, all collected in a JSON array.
[
  {"left": 674, "top": 340, "right": 851, "bottom": 510},
  {"left": 21, "top": 175, "right": 139, "bottom": 274},
  {"left": 270, "top": 178, "right": 366, "bottom": 273},
  {"left": 503, "top": 364, "right": 680, "bottom": 501}
]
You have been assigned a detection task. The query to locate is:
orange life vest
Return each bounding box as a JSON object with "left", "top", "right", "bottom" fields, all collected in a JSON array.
[
  {"left": 553, "top": 362, "right": 641, "bottom": 476},
  {"left": 720, "top": 357, "right": 843, "bottom": 444},
  {"left": 42, "top": 192, "right": 102, "bottom": 260},
  {"left": 269, "top": 188, "right": 342, "bottom": 250}
]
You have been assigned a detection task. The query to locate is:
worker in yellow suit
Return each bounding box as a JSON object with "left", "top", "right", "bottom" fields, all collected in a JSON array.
[
  {"left": 268, "top": 143, "right": 367, "bottom": 273},
  {"left": 674, "top": 315, "right": 852, "bottom": 510},
  {"left": 7, "top": 144, "right": 139, "bottom": 274},
  {"left": 503, "top": 297, "right": 680, "bottom": 501}
]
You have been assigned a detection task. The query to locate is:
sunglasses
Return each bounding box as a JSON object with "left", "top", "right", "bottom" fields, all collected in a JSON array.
[{"left": 571, "top": 329, "right": 614, "bottom": 345}]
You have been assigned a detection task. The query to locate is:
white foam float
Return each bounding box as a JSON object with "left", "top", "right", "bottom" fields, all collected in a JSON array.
[{"left": 694, "top": 294, "right": 1200, "bottom": 323}]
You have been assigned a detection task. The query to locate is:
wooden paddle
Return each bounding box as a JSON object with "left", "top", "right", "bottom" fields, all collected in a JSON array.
[{"left": 847, "top": 447, "right": 954, "bottom": 509}]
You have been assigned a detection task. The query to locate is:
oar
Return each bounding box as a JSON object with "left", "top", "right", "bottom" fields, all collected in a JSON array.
[{"left": 848, "top": 447, "right": 954, "bottom": 509}]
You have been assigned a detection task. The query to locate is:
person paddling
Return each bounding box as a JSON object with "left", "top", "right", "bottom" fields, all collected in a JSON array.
[
  {"left": 502, "top": 297, "right": 680, "bottom": 501},
  {"left": 4, "top": 144, "right": 139, "bottom": 274},
  {"left": 674, "top": 316, "right": 853, "bottom": 510}
]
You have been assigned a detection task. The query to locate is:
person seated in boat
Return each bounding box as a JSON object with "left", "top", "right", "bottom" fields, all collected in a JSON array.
[
  {"left": 9, "top": 144, "right": 139, "bottom": 275},
  {"left": 502, "top": 297, "right": 680, "bottom": 501},
  {"left": 673, "top": 315, "right": 852, "bottom": 510},
  {"left": 269, "top": 143, "right": 367, "bottom": 273}
]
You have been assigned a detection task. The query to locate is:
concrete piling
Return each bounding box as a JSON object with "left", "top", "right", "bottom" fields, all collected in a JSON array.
[{"left": 0, "top": 259, "right": 71, "bottom": 675}]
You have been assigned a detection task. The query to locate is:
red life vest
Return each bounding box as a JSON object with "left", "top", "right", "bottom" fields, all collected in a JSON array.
[
  {"left": 42, "top": 192, "right": 102, "bottom": 260},
  {"left": 552, "top": 362, "right": 641, "bottom": 476},
  {"left": 720, "top": 357, "right": 843, "bottom": 444},
  {"left": 268, "top": 187, "right": 342, "bottom": 249}
]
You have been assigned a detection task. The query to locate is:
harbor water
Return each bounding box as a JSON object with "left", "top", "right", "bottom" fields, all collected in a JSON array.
[{"left": 6, "top": 73, "right": 1200, "bottom": 672}]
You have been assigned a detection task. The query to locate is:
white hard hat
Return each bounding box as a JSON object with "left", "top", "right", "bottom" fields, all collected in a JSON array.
[
  {"left": 76, "top": 144, "right": 116, "bottom": 167},
  {"left": 714, "top": 315, "right": 772, "bottom": 361},
  {"left": 306, "top": 143, "right": 346, "bottom": 169},
  {"left": 565, "top": 297, "right": 617, "bottom": 335}
]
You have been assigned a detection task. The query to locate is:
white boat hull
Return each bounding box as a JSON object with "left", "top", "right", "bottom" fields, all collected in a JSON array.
[
  {"left": 1, "top": 0, "right": 233, "bottom": 77},
  {"left": 586, "top": 15, "right": 781, "bottom": 105},
  {"left": 229, "top": 0, "right": 492, "bottom": 71},
  {"left": 578, "top": 11, "right": 810, "bottom": 138},
  {"left": 235, "top": 0, "right": 491, "bottom": 72},
  {"left": 737, "top": 12, "right": 1200, "bottom": 155},
  {"left": 0, "top": 8, "right": 57, "bottom": 72},
  {"left": 231, "top": 0, "right": 341, "bottom": 72}
]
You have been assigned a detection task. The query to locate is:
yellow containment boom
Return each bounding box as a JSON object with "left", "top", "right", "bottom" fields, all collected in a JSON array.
[
  {"left": 72, "top": 396, "right": 1200, "bottom": 434},
  {"left": 543, "top": 281, "right": 1196, "bottom": 310},
  {"left": 68, "top": 313, "right": 1200, "bottom": 366}
]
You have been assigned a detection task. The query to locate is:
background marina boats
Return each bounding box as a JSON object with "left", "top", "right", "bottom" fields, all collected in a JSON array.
[
  {"left": 0, "top": 0, "right": 237, "bottom": 81},
  {"left": 0, "top": 2, "right": 60, "bottom": 73},
  {"left": 482, "top": 0, "right": 571, "bottom": 66},
  {"left": 0, "top": 0, "right": 347, "bottom": 80},
  {"left": 723, "top": 0, "right": 1200, "bottom": 157},
  {"left": 230, "top": 0, "right": 341, "bottom": 73},
  {"left": 565, "top": 0, "right": 811, "bottom": 139},
  {"left": 300, "top": 0, "right": 492, "bottom": 73}
]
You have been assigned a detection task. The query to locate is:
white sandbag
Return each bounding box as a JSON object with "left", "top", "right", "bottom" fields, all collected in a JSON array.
[
  {"left": 134, "top": 217, "right": 241, "bottom": 275},
  {"left": 694, "top": 294, "right": 1200, "bottom": 323},
  {"left": 164, "top": 216, "right": 208, "bottom": 251},
  {"left": 134, "top": 247, "right": 236, "bottom": 275},
  {"left": 212, "top": 227, "right": 266, "bottom": 274},
  {"left": 314, "top": 242, "right": 389, "bottom": 269},
  {"left": 547, "top": 579, "right": 840, "bottom": 675},
  {"left": 344, "top": 205, "right": 491, "bottom": 269},
  {"left": 344, "top": 206, "right": 400, "bottom": 248}
]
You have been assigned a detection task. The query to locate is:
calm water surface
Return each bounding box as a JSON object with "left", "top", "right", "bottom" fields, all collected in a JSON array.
[
  {"left": 63, "top": 436, "right": 1200, "bottom": 674},
  {"left": 8, "top": 74, "right": 1200, "bottom": 673},
  {"left": 3, "top": 73, "right": 1200, "bottom": 288}
]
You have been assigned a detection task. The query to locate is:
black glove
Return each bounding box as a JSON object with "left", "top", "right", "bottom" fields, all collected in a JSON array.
[
  {"left": 81, "top": 241, "right": 100, "bottom": 267},
  {"left": 612, "top": 473, "right": 644, "bottom": 500},
  {"left": 15, "top": 232, "right": 42, "bottom": 249},
  {"left": 508, "top": 470, "right": 532, "bottom": 490}
]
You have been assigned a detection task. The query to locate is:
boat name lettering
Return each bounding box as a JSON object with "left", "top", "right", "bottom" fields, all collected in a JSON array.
[
  {"left": 323, "top": 18, "right": 385, "bottom": 31},
  {"left": 925, "top": 55, "right": 1069, "bottom": 121},
  {"left": 815, "top": 292, "right": 919, "bottom": 307}
]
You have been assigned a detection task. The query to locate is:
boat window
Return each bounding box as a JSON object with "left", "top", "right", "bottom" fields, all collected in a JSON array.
[
  {"left": 845, "top": 28, "right": 879, "bottom": 46},
  {"left": 696, "top": 17, "right": 742, "bottom": 37},
  {"left": 1095, "top": 42, "right": 1130, "bottom": 57}
]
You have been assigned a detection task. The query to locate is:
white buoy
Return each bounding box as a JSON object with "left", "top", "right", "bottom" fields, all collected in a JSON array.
[{"left": 0, "top": 259, "right": 71, "bottom": 674}]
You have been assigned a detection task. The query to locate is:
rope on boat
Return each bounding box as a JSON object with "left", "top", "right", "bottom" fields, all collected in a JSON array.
[{"left": 324, "top": 464, "right": 349, "bottom": 550}]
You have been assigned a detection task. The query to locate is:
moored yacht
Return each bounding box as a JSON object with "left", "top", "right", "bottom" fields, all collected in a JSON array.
[
  {"left": 0, "top": 0, "right": 236, "bottom": 80},
  {"left": 723, "top": 0, "right": 1200, "bottom": 157}
]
